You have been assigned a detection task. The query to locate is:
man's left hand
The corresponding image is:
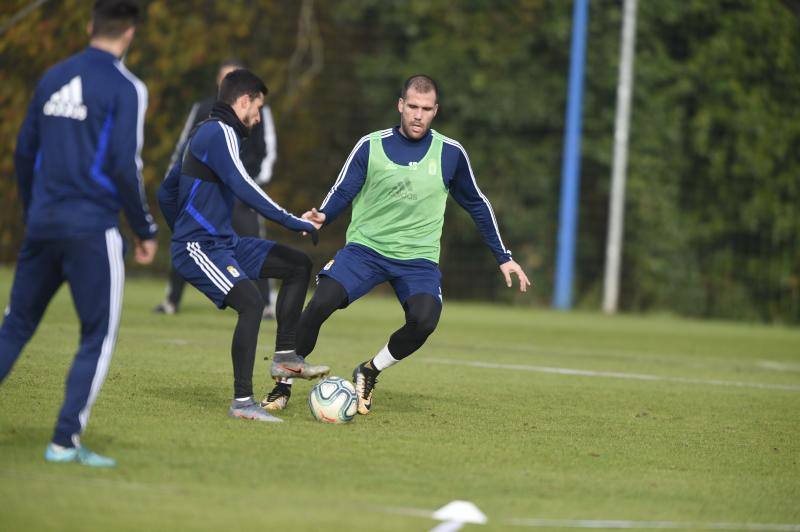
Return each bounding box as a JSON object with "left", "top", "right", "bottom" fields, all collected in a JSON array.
[{"left": 500, "top": 260, "right": 531, "bottom": 293}]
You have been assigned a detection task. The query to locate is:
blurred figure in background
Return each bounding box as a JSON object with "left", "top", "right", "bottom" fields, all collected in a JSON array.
[
  {"left": 0, "top": 0, "right": 157, "bottom": 467},
  {"left": 155, "top": 59, "right": 278, "bottom": 318}
]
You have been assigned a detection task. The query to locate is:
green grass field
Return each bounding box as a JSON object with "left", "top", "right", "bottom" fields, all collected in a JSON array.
[{"left": 0, "top": 267, "right": 798, "bottom": 531}]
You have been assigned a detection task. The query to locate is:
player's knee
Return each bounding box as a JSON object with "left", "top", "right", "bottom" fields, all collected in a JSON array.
[
  {"left": 247, "top": 292, "right": 267, "bottom": 315},
  {"left": 410, "top": 313, "right": 438, "bottom": 338},
  {"left": 225, "top": 281, "right": 265, "bottom": 316},
  {"left": 405, "top": 296, "right": 441, "bottom": 338},
  {"left": 304, "top": 293, "right": 336, "bottom": 321},
  {"left": 242, "top": 295, "right": 266, "bottom": 317},
  {"left": 304, "top": 279, "right": 347, "bottom": 321}
]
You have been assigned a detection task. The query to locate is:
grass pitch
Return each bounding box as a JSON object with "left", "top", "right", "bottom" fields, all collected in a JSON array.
[{"left": 0, "top": 267, "right": 798, "bottom": 531}]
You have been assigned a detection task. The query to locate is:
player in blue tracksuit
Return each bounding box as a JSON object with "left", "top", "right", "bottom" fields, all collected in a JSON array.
[
  {"left": 154, "top": 59, "right": 280, "bottom": 317},
  {"left": 0, "top": 0, "right": 157, "bottom": 467},
  {"left": 158, "top": 69, "right": 329, "bottom": 423}
]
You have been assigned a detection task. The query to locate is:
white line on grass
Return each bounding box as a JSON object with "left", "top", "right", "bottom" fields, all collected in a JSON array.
[
  {"left": 159, "top": 338, "right": 190, "bottom": 345},
  {"left": 425, "top": 358, "right": 800, "bottom": 392},
  {"left": 507, "top": 518, "right": 800, "bottom": 530},
  {"left": 438, "top": 342, "right": 785, "bottom": 374},
  {"left": 758, "top": 361, "right": 800, "bottom": 373},
  {"left": 379, "top": 507, "right": 800, "bottom": 531}
]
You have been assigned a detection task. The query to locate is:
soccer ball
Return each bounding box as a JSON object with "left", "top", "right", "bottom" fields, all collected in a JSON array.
[{"left": 308, "top": 376, "right": 358, "bottom": 424}]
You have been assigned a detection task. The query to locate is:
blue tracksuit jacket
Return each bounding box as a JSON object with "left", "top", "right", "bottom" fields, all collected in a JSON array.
[
  {"left": 158, "top": 113, "right": 314, "bottom": 244},
  {"left": 14, "top": 46, "right": 157, "bottom": 240},
  {"left": 319, "top": 127, "right": 512, "bottom": 264}
]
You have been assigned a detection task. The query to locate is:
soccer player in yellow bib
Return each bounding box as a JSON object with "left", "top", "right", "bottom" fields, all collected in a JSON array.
[{"left": 261, "top": 75, "right": 529, "bottom": 415}]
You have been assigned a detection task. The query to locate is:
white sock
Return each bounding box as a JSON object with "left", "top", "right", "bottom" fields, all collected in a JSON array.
[
  {"left": 372, "top": 344, "right": 399, "bottom": 371},
  {"left": 235, "top": 396, "right": 251, "bottom": 402},
  {"left": 280, "top": 378, "right": 294, "bottom": 386}
]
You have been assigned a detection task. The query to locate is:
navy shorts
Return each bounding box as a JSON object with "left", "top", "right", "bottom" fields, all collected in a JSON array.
[
  {"left": 318, "top": 243, "right": 442, "bottom": 307},
  {"left": 171, "top": 237, "right": 274, "bottom": 308}
]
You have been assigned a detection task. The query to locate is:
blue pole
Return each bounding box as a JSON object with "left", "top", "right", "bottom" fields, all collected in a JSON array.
[{"left": 553, "top": 0, "right": 589, "bottom": 310}]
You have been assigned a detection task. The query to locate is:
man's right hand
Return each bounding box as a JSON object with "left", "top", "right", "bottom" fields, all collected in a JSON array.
[
  {"left": 302, "top": 207, "right": 326, "bottom": 228},
  {"left": 134, "top": 238, "right": 158, "bottom": 265}
]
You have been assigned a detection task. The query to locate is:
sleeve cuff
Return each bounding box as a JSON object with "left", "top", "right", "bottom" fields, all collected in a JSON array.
[{"left": 496, "top": 252, "right": 512, "bottom": 265}]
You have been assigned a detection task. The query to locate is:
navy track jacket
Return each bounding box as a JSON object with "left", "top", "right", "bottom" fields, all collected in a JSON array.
[
  {"left": 158, "top": 103, "right": 314, "bottom": 244},
  {"left": 319, "top": 127, "right": 512, "bottom": 264},
  {"left": 14, "top": 47, "right": 157, "bottom": 241}
]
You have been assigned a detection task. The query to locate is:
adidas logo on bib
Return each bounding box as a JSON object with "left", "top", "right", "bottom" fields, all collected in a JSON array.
[{"left": 43, "top": 76, "right": 88, "bottom": 121}]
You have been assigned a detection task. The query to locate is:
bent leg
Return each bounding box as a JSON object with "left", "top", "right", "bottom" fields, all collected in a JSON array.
[
  {"left": 380, "top": 293, "right": 442, "bottom": 366},
  {"left": 295, "top": 277, "right": 348, "bottom": 358}
]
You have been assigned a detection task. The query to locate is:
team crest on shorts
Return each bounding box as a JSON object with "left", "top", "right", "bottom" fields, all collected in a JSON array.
[
  {"left": 227, "top": 265, "right": 240, "bottom": 278},
  {"left": 323, "top": 259, "right": 335, "bottom": 271}
]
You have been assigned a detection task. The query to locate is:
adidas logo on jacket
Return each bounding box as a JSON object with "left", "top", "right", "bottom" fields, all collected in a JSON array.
[{"left": 43, "top": 76, "right": 88, "bottom": 121}]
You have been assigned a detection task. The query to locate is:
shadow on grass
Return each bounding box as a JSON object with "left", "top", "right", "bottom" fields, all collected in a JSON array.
[
  {"left": 142, "top": 383, "right": 222, "bottom": 409},
  {"left": 379, "top": 389, "right": 435, "bottom": 413}
]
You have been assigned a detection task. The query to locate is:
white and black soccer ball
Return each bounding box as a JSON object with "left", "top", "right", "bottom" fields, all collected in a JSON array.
[{"left": 308, "top": 376, "right": 358, "bottom": 424}]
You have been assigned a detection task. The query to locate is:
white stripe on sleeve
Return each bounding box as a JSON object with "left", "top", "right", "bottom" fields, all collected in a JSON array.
[
  {"left": 114, "top": 62, "right": 157, "bottom": 233},
  {"left": 218, "top": 123, "right": 307, "bottom": 225},
  {"left": 320, "top": 129, "right": 392, "bottom": 209},
  {"left": 442, "top": 135, "right": 510, "bottom": 256}
]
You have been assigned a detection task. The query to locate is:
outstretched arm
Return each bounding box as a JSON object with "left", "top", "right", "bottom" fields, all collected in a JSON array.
[
  {"left": 204, "top": 123, "right": 316, "bottom": 235},
  {"left": 317, "top": 135, "right": 369, "bottom": 225},
  {"left": 449, "top": 147, "right": 530, "bottom": 292}
]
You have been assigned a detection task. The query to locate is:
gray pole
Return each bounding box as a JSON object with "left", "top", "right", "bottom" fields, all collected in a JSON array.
[{"left": 602, "top": 0, "right": 638, "bottom": 314}]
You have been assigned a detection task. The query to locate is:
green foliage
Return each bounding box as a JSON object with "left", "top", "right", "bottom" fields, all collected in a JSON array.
[
  {"left": 1, "top": 0, "right": 798, "bottom": 321},
  {"left": 625, "top": 0, "right": 800, "bottom": 321}
]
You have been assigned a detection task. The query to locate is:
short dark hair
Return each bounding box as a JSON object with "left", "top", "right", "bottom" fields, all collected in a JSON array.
[
  {"left": 401, "top": 74, "right": 439, "bottom": 102},
  {"left": 92, "top": 0, "right": 140, "bottom": 38},
  {"left": 218, "top": 69, "right": 268, "bottom": 105}
]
